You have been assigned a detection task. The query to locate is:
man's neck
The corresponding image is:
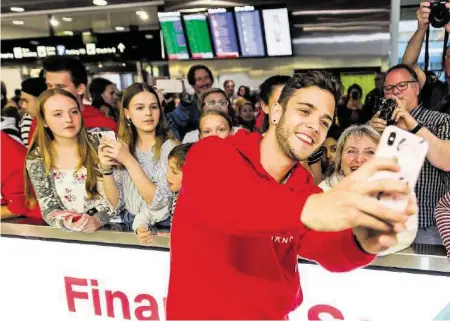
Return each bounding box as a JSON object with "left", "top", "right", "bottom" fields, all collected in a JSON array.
[
  {"left": 78, "top": 98, "right": 85, "bottom": 111},
  {"left": 260, "top": 129, "right": 296, "bottom": 183}
]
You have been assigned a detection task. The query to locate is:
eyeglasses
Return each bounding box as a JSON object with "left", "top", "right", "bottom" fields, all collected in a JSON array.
[
  {"left": 383, "top": 81, "right": 417, "bottom": 94},
  {"left": 204, "top": 99, "right": 229, "bottom": 108}
]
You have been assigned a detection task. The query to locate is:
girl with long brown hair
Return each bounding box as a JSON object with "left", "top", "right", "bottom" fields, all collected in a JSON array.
[
  {"left": 98, "top": 83, "right": 178, "bottom": 243},
  {"left": 25, "top": 88, "right": 114, "bottom": 232}
]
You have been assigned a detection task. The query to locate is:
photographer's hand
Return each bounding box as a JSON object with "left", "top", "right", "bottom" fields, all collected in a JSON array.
[
  {"left": 369, "top": 111, "right": 387, "bottom": 134},
  {"left": 445, "top": 2, "right": 450, "bottom": 33},
  {"left": 390, "top": 96, "right": 418, "bottom": 131},
  {"left": 417, "top": 2, "right": 430, "bottom": 31}
]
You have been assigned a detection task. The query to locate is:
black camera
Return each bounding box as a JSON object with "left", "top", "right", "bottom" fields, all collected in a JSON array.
[
  {"left": 429, "top": 1, "right": 450, "bottom": 28},
  {"left": 377, "top": 98, "right": 397, "bottom": 125},
  {"left": 350, "top": 89, "right": 361, "bottom": 100}
]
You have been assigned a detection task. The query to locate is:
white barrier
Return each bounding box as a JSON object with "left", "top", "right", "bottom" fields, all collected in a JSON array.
[{"left": 1, "top": 237, "right": 449, "bottom": 321}]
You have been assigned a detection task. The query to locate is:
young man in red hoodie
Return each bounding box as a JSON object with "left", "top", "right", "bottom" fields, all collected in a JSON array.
[
  {"left": 167, "top": 71, "right": 417, "bottom": 319},
  {"left": 1, "top": 132, "right": 41, "bottom": 220},
  {"left": 28, "top": 56, "right": 117, "bottom": 139}
]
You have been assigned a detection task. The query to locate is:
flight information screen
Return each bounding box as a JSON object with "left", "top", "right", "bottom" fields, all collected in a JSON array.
[
  {"left": 208, "top": 9, "right": 239, "bottom": 58},
  {"left": 183, "top": 13, "right": 214, "bottom": 59}
]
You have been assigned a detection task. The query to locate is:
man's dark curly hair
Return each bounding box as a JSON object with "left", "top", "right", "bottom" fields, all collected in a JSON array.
[{"left": 278, "top": 71, "right": 343, "bottom": 111}]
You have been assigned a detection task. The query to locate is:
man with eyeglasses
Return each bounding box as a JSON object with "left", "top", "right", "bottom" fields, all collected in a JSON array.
[
  {"left": 369, "top": 64, "right": 450, "bottom": 245},
  {"left": 402, "top": 1, "right": 450, "bottom": 114},
  {"left": 166, "top": 64, "right": 214, "bottom": 140}
]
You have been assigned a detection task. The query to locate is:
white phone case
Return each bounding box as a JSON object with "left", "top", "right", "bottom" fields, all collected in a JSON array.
[{"left": 369, "top": 126, "right": 428, "bottom": 211}]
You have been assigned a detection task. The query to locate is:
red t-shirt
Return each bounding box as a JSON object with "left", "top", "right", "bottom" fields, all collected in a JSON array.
[
  {"left": 167, "top": 131, "right": 375, "bottom": 320},
  {"left": 28, "top": 104, "right": 117, "bottom": 141},
  {"left": 1, "top": 132, "right": 41, "bottom": 219}
]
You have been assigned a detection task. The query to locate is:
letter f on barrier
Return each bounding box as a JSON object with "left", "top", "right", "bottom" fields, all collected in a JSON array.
[{"left": 65, "top": 277, "right": 89, "bottom": 312}]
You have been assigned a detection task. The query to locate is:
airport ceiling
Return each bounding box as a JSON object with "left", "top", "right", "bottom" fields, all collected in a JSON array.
[{"left": 1, "top": 0, "right": 394, "bottom": 39}]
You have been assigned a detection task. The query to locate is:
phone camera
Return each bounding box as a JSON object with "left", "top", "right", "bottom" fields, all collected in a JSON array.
[{"left": 387, "top": 132, "right": 396, "bottom": 146}]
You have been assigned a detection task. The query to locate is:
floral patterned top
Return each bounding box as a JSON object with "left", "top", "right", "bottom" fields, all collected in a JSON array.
[
  {"left": 53, "top": 168, "right": 93, "bottom": 214},
  {"left": 25, "top": 132, "right": 115, "bottom": 230}
]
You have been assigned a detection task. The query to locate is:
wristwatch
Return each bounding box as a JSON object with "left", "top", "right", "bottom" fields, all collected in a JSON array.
[{"left": 410, "top": 121, "right": 423, "bottom": 134}]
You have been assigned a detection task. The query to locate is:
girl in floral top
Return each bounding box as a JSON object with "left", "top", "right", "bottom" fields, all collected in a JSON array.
[
  {"left": 25, "top": 89, "right": 115, "bottom": 232},
  {"left": 98, "top": 83, "right": 178, "bottom": 243}
]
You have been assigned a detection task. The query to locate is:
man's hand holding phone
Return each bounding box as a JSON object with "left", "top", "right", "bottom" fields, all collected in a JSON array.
[{"left": 301, "top": 158, "right": 417, "bottom": 254}]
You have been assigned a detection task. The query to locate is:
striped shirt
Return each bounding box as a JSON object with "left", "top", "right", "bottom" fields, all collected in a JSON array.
[
  {"left": 435, "top": 192, "right": 450, "bottom": 259},
  {"left": 20, "top": 114, "right": 33, "bottom": 147},
  {"left": 113, "top": 139, "right": 177, "bottom": 229},
  {"left": 410, "top": 105, "right": 450, "bottom": 228}
]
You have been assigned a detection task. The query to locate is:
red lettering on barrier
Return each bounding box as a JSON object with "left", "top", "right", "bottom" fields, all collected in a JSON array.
[
  {"left": 90, "top": 279, "right": 102, "bottom": 316},
  {"left": 308, "top": 304, "right": 344, "bottom": 320},
  {"left": 64, "top": 276, "right": 165, "bottom": 320},
  {"left": 135, "top": 294, "right": 160, "bottom": 320},
  {"left": 65, "top": 277, "right": 89, "bottom": 312},
  {"left": 106, "top": 290, "right": 132, "bottom": 319}
]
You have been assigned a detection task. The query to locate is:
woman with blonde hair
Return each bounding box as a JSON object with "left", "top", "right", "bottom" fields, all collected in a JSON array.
[
  {"left": 98, "top": 83, "right": 178, "bottom": 243},
  {"left": 319, "top": 125, "right": 418, "bottom": 255},
  {"left": 25, "top": 88, "right": 115, "bottom": 232}
]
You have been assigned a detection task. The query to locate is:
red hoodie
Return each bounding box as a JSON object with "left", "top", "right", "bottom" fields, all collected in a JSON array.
[
  {"left": 167, "top": 131, "right": 375, "bottom": 320},
  {"left": 28, "top": 105, "right": 117, "bottom": 140},
  {"left": 1, "top": 132, "right": 41, "bottom": 219}
]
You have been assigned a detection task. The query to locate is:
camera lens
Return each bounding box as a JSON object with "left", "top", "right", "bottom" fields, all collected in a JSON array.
[
  {"left": 388, "top": 132, "right": 396, "bottom": 146},
  {"left": 429, "top": 3, "right": 450, "bottom": 28}
]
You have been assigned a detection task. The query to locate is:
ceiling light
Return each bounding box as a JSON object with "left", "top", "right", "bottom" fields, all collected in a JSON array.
[
  {"left": 292, "top": 8, "right": 389, "bottom": 16},
  {"left": 62, "top": 17, "right": 73, "bottom": 22},
  {"left": 63, "top": 31, "right": 74, "bottom": 36},
  {"left": 98, "top": 63, "right": 103, "bottom": 68},
  {"left": 50, "top": 18, "right": 60, "bottom": 27},
  {"left": 122, "top": 63, "right": 126, "bottom": 67},
  {"left": 12, "top": 20, "right": 24, "bottom": 25},
  {"left": 292, "top": 32, "right": 390, "bottom": 44},
  {"left": 136, "top": 11, "right": 149, "bottom": 20},
  {"left": 115, "top": 26, "right": 125, "bottom": 31},
  {"left": 93, "top": 0, "right": 107, "bottom": 6},
  {"left": 82, "top": 31, "right": 92, "bottom": 35},
  {"left": 11, "top": 7, "right": 25, "bottom": 12}
]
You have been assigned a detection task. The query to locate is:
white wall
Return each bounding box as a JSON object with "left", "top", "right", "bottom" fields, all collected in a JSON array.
[{"left": 0, "top": 67, "right": 24, "bottom": 98}]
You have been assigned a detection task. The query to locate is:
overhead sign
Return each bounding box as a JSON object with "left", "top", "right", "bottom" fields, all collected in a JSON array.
[
  {"left": 0, "top": 30, "right": 163, "bottom": 64},
  {"left": 1, "top": 236, "right": 449, "bottom": 321}
]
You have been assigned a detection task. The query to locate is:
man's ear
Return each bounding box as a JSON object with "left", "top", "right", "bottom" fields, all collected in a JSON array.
[
  {"left": 270, "top": 103, "right": 283, "bottom": 125},
  {"left": 261, "top": 101, "right": 270, "bottom": 114},
  {"left": 76, "top": 83, "right": 86, "bottom": 97}
]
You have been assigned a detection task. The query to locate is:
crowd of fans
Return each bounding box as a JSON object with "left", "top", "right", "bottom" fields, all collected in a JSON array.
[{"left": 2, "top": 6, "right": 450, "bottom": 261}]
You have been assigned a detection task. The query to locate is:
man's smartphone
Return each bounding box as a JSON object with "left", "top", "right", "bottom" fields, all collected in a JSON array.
[
  {"left": 369, "top": 126, "right": 428, "bottom": 211},
  {"left": 155, "top": 79, "right": 184, "bottom": 93}
]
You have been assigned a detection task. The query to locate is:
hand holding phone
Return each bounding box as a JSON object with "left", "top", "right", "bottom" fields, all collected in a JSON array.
[{"left": 369, "top": 126, "right": 428, "bottom": 211}]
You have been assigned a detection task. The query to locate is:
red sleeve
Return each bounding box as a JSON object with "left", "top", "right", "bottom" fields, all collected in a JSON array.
[
  {"left": 1, "top": 132, "right": 28, "bottom": 215},
  {"left": 298, "top": 228, "right": 375, "bottom": 272},
  {"left": 180, "top": 136, "right": 313, "bottom": 235},
  {"left": 83, "top": 116, "right": 117, "bottom": 132}
]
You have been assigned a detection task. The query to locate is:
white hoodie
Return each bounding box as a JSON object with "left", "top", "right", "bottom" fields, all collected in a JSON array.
[{"left": 1, "top": 116, "right": 22, "bottom": 144}]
